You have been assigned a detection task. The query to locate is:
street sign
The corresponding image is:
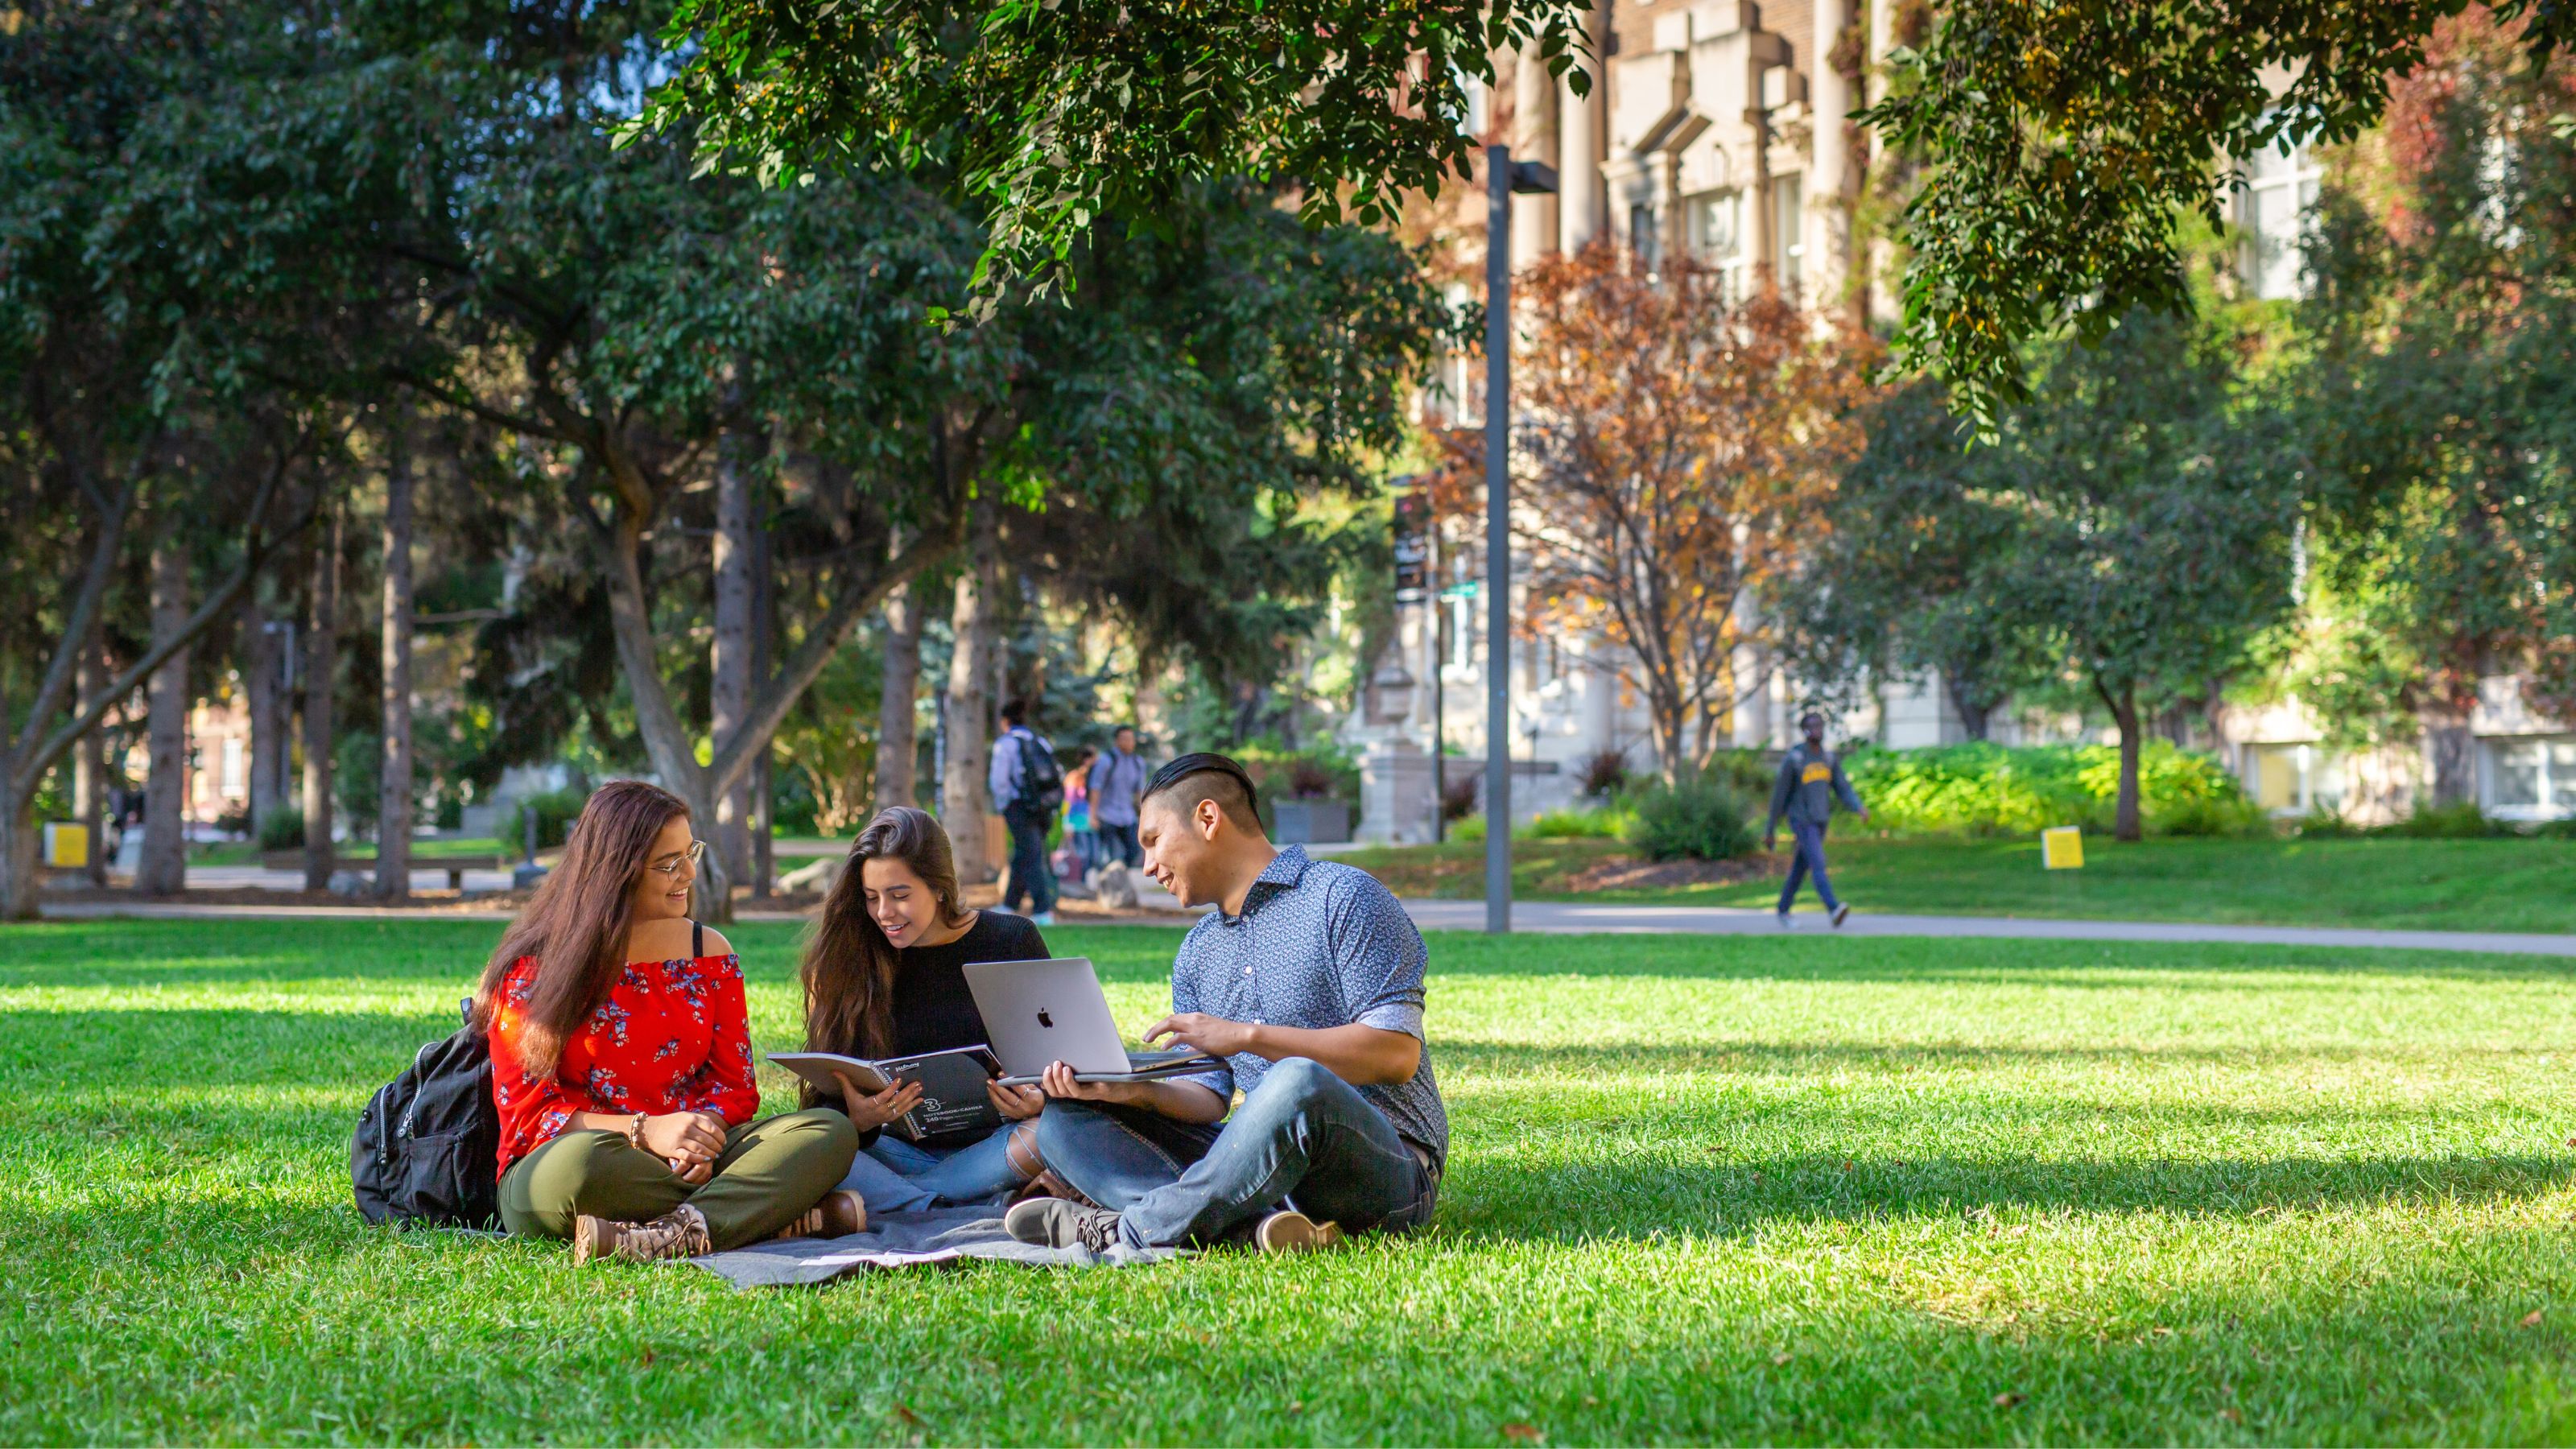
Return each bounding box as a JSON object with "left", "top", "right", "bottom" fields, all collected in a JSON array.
[{"left": 1393, "top": 482, "right": 1430, "bottom": 602}]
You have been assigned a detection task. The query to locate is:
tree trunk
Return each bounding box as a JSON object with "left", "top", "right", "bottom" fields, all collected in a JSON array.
[
  {"left": 74, "top": 627, "right": 110, "bottom": 886},
  {"left": 2426, "top": 716, "right": 2476, "bottom": 807},
  {"left": 749, "top": 501, "right": 776, "bottom": 898},
  {"left": 942, "top": 510, "right": 1001, "bottom": 883},
  {"left": 242, "top": 597, "right": 285, "bottom": 837},
  {"left": 138, "top": 537, "right": 192, "bottom": 896},
  {"left": 303, "top": 508, "right": 341, "bottom": 890},
  {"left": 0, "top": 778, "right": 33, "bottom": 920},
  {"left": 2101, "top": 676, "right": 2144, "bottom": 843},
  {"left": 377, "top": 429, "right": 415, "bottom": 901},
  {"left": 709, "top": 423, "right": 756, "bottom": 891},
  {"left": 877, "top": 582, "right": 925, "bottom": 811}
]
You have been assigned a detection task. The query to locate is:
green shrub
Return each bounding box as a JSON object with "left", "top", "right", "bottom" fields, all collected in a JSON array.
[
  {"left": 1624, "top": 774, "right": 1759, "bottom": 861},
  {"left": 1523, "top": 805, "right": 1629, "bottom": 840},
  {"left": 256, "top": 809, "right": 305, "bottom": 852},
  {"left": 2382, "top": 800, "right": 2507, "bottom": 839},
  {"left": 1843, "top": 741, "right": 2256, "bottom": 837},
  {"left": 1451, "top": 814, "right": 1486, "bottom": 844},
  {"left": 506, "top": 788, "right": 588, "bottom": 852}
]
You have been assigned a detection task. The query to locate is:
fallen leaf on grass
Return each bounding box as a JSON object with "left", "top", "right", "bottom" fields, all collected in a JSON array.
[
  {"left": 1287, "top": 1402, "right": 1304, "bottom": 1414},
  {"left": 638, "top": 1348, "right": 655, "bottom": 1368},
  {"left": 1992, "top": 1393, "right": 2025, "bottom": 1409},
  {"left": 2219, "top": 1407, "right": 2244, "bottom": 1424},
  {"left": 1501, "top": 1422, "right": 1546, "bottom": 1443},
  {"left": 2150, "top": 1326, "right": 2174, "bottom": 1338},
  {"left": 894, "top": 1405, "right": 925, "bottom": 1428},
  {"left": 1772, "top": 1352, "right": 1791, "bottom": 1366},
  {"left": 2524, "top": 1310, "right": 2545, "bottom": 1328}
]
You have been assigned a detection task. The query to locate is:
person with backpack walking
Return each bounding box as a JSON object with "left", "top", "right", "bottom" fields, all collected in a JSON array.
[
  {"left": 987, "top": 698, "right": 1063, "bottom": 925},
  {"left": 473, "top": 780, "right": 861, "bottom": 1264},
  {"left": 1763, "top": 712, "right": 1870, "bottom": 929}
]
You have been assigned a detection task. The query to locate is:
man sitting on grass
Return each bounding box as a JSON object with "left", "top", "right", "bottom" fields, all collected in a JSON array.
[{"left": 1006, "top": 753, "right": 1446, "bottom": 1254}]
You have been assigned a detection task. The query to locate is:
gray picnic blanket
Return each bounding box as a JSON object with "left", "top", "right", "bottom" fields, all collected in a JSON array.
[{"left": 688, "top": 1207, "right": 1185, "bottom": 1288}]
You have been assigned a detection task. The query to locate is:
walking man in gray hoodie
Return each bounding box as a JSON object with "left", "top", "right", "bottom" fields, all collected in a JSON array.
[{"left": 1764, "top": 711, "right": 1869, "bottom": 928}]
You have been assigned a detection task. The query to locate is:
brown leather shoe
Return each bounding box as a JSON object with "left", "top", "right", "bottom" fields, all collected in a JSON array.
[
  {"left": 572, "top": 1203, "right": 712, "bottom": 1265},
  {"left": 777, "top": 1189, "right": 867, "bottom": 1241}
]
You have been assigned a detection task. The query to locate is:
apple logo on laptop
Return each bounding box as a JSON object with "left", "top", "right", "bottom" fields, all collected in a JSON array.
[{"left": 1037, "top": 1009, "right": 1054, "bottom": 1029}]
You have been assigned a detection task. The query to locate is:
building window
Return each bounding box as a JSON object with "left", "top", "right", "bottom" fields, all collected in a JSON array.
[
  {"left": 220, "top": 737, "right": 247, "bottom": 799},
  {"left": 1629, "top": 201, "right": 1662, "bottom": 273},
  {"left": 2250, "top": 742, "right": 2344, "bottom": 815},
  {"left": 1443, "top": 594, "right": 1475, "bottom": 675},
  {"left": 1773, "top": 175, "right": 1804, "bottom": 291},
  {"left": 2240, "top": 124, "right": 2321, "bottom": 300},
  {"left": 1684, "top": 190, "right": 1745, "bottom": 297},
  {"left": 2488, "top": 735, "right": 2576, "bottom": 818}
]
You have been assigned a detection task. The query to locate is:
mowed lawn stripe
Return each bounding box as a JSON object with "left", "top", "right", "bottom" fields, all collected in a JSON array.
[{"left": 2, "top": 919, "right": 2571, "bottom": 1444}]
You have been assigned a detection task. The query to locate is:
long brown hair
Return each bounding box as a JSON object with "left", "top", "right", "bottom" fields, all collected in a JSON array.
[
  {"left": 474, "top": 779, "right": 691, "bottom": 1078},
  {"left": 801, "top": 806, "right": 969, "bottom": 1072}
]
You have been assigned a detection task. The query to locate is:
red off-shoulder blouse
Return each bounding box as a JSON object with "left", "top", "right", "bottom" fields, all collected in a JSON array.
[{"left": 485, "top": 951, "right": 761, "bottom": 1174}]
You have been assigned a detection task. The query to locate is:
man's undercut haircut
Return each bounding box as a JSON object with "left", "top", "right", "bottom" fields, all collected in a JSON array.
[{"left": 1141, "top": 752, "right": 1263, "bottom": 835}]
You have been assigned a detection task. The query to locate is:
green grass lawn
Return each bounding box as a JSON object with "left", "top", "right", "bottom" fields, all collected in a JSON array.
[
  {"left": 6, "top": 918, "right": 2575, "bottom": 1443},
  {"left": 1339, "top": 834, "right": 2576, "bottom": 933}
]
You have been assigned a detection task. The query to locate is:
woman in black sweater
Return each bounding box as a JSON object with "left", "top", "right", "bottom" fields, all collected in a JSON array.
[{"left": 803, "top": 807, "right": 1051, "bottom": 1211}]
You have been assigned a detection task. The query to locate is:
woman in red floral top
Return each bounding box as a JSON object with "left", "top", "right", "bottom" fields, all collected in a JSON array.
[{"left": 475, "top": 780, "right": 860, "bottom": 1264}]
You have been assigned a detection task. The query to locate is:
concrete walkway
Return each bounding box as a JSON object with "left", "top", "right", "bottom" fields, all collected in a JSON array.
[
  {"left": 30, "top": 892, "right": 2576, "bottom": 956},
  {"left": 1393, "top": 900, "right": 2576, "bottom": 957}
]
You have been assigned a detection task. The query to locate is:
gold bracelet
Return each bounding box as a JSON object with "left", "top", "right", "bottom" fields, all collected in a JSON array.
[{"left": 623, "top": 1114, "right": 646, "bottom": 1150}]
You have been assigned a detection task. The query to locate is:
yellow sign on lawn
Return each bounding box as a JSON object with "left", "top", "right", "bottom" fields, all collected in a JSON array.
[
  {"left": 43, "top": 821, "right": 89, "bottom": 869},
  {"left": 2041, "top": 825, "right": 2084, "bottom": 870}
]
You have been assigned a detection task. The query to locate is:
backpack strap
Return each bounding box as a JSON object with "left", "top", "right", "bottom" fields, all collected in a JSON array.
[{"left": 692, "top": 920, "right": 704, "bottom": 958}]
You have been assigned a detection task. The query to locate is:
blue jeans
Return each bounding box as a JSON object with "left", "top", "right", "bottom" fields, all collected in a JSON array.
[
  {"left": 1778, "top": 817, "right": 1842, "bottom": 913},
  {"left": 1095, "top": 821, "right": 1141, "bottom": 869},
  {"left": 833, "top": 1124, "right": 1024, "bottom": 1212},
  {"left": 1002, "top": 804, "right": 1057, "bottom": 914},
  {"left": 1034, "top": 1058, "right": 1439, "bottom": 1250}
]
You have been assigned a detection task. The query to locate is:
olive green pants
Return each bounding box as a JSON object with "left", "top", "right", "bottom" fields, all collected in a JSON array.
[{"left": 498, "top": 1109, "right": 860, "bottom": 1251}]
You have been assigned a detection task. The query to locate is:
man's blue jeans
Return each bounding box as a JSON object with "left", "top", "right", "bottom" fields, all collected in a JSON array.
[
  {"left": 1095, "top": 821, "right": 1141, "bottom": 869},
  {"left": 833, "top": 1123, "right": 1023, "bottom": 1212},
  {"left": 1002, "top": 804, "right": 1057, "bottom": 914},
  {"left": 1033, "top": 1057, "right": 1439, "bottom": 1250},
  {"left": 1778, "top": 816, "right": 1842, "bottom": 914}
]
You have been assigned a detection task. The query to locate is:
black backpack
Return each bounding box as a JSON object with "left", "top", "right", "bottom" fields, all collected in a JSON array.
[
  {"left": 1015, "top": 731, "right": 1067, "bottom": 813},
  {"left": 353, "top": 997, "right": 502, "bottom": 1229}
]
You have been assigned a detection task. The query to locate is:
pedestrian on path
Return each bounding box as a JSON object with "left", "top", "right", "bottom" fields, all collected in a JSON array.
[
  {"left": 1090, "top": 724, "right": 1149, "bottom": 869},
  {"left": 1763, "top": 712, "right": 1868, "bottom": 928},
  {"left": 988, "top": 700, "right": 1063, "bottom": 926}
]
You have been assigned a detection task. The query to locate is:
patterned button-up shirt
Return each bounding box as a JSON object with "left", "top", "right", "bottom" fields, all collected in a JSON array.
[{"left": 1168, "top": 845, "right": 1448, "bottom": 1168}]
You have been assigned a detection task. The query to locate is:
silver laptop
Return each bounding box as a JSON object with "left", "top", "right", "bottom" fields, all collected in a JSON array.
[{"left": 961, "top": 956, "right": 1219, "bottom": 1084}]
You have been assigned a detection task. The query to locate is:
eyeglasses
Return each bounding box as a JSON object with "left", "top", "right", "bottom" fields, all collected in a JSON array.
[{"left": 648, "top": 840, "right": 706, "bottom": 877}]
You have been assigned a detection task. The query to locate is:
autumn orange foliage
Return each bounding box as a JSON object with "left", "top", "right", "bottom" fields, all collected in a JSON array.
[{"left": 1435, "top": 244, "right": 1876, "bottom": 778}]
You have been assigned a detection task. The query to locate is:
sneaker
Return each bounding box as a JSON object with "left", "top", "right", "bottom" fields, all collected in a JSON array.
[
  {"left": 1004, "top": 1195, "right": 1123, "bottom": 1253},
  {"left": 1031, "top": 911, "right": 1058, "bottom": 927},
  {"left": 777, "top": 1189, "right": 867, "bottom": 1241},
  {"left": 1775, "top": 910, "right": 1793, "bottom": 930},
  {"left": 1253, "top": 1209, "right": 1346, "bottom": 1253},
  {"left": 1830, "top": 902, "right": 1852, "bottom": 928},
  {"left": 573, "top": 1203, "right": 711, "bottom": 1265}
]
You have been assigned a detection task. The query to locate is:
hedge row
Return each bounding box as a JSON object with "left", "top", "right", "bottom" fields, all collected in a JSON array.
[{"left": 1843, "top": 741, "right": 2262, "bottom": 837}]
